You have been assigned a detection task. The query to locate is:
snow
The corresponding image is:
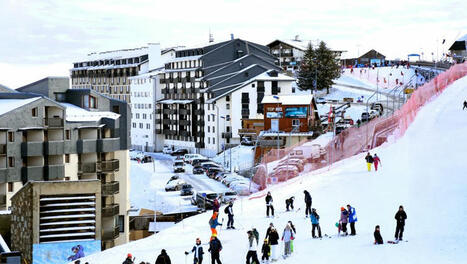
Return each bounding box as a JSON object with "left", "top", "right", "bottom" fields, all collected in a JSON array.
[
  {"left": 0, "top": 97, "right": 40, "bottom": 116},
  {"left": 212, "top": 145, "right": 254, "bottom": 171},
  {"left": 78, "top": 75, "right": 467, "bottom": 264},
  {"left": 261, "top": 94, "right": 313, "bottom": 105},
  {"left": 61, "top": 103, "right": 120, "bottom": 122},
  {"left": 156, "top": 99, "right": 193, "bottom": 104}
]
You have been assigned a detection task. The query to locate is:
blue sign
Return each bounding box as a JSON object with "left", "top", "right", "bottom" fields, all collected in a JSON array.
[
  {"left": 33, "top": 240, "right": 101, "bottom": 264},
  {"left": 285, "top": 107, "right": 307, "bottom": 118}
]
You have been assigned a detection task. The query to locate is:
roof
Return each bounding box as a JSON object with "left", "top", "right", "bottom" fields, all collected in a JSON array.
[
  {"left": 267, "top": 39, "right": 311, "bottom": 51},
  {"left": 60, "top": 103, "right": 120, "bottom": 122},
  {"left": 449, "top": 34, "right": 467, "bottom": 51},
  {"left": 0, "top": 97, "right": 41, "bottom": 116},
  {"left": 261, "top": 94, "right": 314, "bottom": 105},
  {"left": 157, "top": 99, "right": 193, "bottom": 104},
  {"left": 0, "top": 84, "right": 16, "bottom": 93}
]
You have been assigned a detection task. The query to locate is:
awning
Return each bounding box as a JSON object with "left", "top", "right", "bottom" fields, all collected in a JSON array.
[
  {"left": 76, "top": 124, "right": 105, "bottom": 129},
  {"left": 18, "top": 127, "right": 45, "bottom": 131},
  {"left": 157, "top": 99, "right": 193, "bottom": 105}
]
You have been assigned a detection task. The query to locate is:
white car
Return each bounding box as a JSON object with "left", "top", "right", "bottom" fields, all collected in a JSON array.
[
  {"left": 129, "top": 151, "right": 144, "bottom": 160},
  {"left": 165, "top": 179, "right": 186, "bottom": 191},
  {"left": 163, "top": 146, "right": 172, "bottom": 154},
  {"left": 222, "top": 175, "right": 247, "bottom": 186},
  {"left": 230, "top": 182, "right": 259, "bottom": 196},
  {"left": 220, "top": 191, "right": 238, "bottom": 203},
  {"left": 184, "top": 154, "right": 206, "bottom": 164}
]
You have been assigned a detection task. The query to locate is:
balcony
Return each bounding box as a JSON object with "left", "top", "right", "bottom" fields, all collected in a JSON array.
[
  {"left": 0, "top": 194, "right": 5, "bottom": 207},
  {"left": 21, "top": 166, "right": 44, "bottom": 181},
  {"left": 195, "top": 142, "right": 205, "bottom": 148},
  {"left": 180, "top": 131, "right": 191, "bottom": 137},
  {"left": 21, "top": 142, "right": 44, "bottom": 156},
  {"left": 194, "top": 109, "right": 205, "bottom": 115},
  {"left": 179, "top": 120, "right": 190, "bottom": 126},
  {"left": 257, "top": 139, "right": 286, "bottom": 147},
  {"left": 162, "top": 119, "right": 171, "bottom": 125},
  {"left": 99, "top": 159, "right": 119, "bottom": 172},
  {"left": 102, "top": 181, "right": 119, "bottom": 196},
  {"left": 44, "top": 141, "right": 65, "bottom": 155},
  {"left": 198, "top": 120, "right": 205, "bottom": 126},
  {"left": 162, "top": 129, "right": 176, "bottom": 136},
  {"left": 102, "top": 204, "right": 120, "bottom": 217},
  {"left": 163, "top": 109, "right": 177, "bottom": 115},
  {"left": 156, "top": 109, "right": 162, "bottom": 114},
  {"left": 155, "top": 119, "right": 162, "bottom": 124},
  {"left": 238, "top": 128, "right": 257, "bottom": 135},
  {"left": 97, "top": 138, "right": 120, "bottom": 153},
  {"left": 0, "top": 168, "right": 16, "bottom": 182},
  {"left": 241, "top": 109, "right": 250, "bottom": 116},
  {"left": 222, "top": 132, "right": 232, "bottom": 139},
  {"left": 77, "top": 139, "right": 97, "bottom": 153},
  {"left": 79, "top": 162, "right": 97, "bottom": 173},
  {"left": 102, "top": 226, "right": 120, "bottom": 241},
  {"left": 179, "top": 109, "right": 191, "bottom": 115},
  {"left": 45, "top": 164, "right": 65, "bottom": 180},
  {"left": 155, "top": 129, "right": 162, "bottom": 134},
  {"left": 43, "top": 117, "right": 64, "bottom": 128},
  {"left": 0, "top": 144, "right": 6, "bottom": 155}
]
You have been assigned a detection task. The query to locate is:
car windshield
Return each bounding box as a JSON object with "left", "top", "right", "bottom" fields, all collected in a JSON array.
[
  {"left": 206, "top": 194, "right": 218, "bottom": 199},
  {"left": 174, "top": 162, "right": 184, "bottom": 166},
  {"left": 225, "top": 192, "right": 237, "bottom": 196}
]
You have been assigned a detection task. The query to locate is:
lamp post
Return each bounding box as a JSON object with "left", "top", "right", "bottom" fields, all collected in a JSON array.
[
  {"left": 211, "top": 104, "right": 220, "bottom": 155},
  {"left": 273, "top": 95, "right": 280, "bottom": 161},
  {"left": 220, "top": 116, "right": 227, "bottom": 169}
]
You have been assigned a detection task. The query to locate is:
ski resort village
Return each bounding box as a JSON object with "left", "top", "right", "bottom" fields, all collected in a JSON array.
[{"left": 0, "top": 1, "right": 466, "bottom": 264}]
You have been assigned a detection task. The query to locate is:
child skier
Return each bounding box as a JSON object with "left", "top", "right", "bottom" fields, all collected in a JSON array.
[
  {"left": 310, "top": 208, "right": 322, "bottom": 238},
  {"left": 185, "top": 238, "right": 204, "bottom": 264},
  {"left": 374, "top": 225, "right": 384, "bottom": 244},
  {"left": 261, "top": 239, "right": 270, "bottom": 263},
  {"left": 340, "top": 207, "right": 349, "bottom": 236}
]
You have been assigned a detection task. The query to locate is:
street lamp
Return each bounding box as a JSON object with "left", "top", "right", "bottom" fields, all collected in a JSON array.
[
  {"left": 273, "top": 95, "right": 280, "bottom": 161},
  {"left": 220, "top": 116, "right": 227, "bottom": 170}
]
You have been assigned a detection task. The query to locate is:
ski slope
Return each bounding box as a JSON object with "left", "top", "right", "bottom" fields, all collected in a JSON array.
[{"left": 78, "top": 76, "right": 467, "bottom": 263}]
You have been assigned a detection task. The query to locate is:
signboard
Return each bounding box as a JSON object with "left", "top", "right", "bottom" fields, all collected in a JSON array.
[
  {"left": 285, "top": 107, "right": 307, "bottom": 118},
  {"left": 266, "top": 112, "right": 283, "bottom": 118},
  {"left": 33, "top": 240, "right": 101, "bottom": 264}
]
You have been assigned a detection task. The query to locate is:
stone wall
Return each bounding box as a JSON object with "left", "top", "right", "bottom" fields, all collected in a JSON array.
[{"left": 10, "top": 183, "right": 33, "bottom": 263}]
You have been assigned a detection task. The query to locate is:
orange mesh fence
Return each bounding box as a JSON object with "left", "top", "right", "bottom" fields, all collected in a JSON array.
[{"left": 251, "top": 62, "right": 467, "bottom": 192}]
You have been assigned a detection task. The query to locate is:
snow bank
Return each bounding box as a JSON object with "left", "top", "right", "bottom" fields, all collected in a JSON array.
[{"left": 212, "top": 145, "right": 254, "bottom": 171}]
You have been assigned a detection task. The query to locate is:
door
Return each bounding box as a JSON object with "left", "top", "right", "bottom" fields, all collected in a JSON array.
[{"left": 271, "top": 119, "right": 279, "bottom": 132}]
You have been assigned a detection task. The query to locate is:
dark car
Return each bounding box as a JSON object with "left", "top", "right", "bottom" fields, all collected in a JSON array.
[
  {"left": 241, "top": 137, "right": 255, "bottom": 146},
  {"left": 201, "top": 162, "right": 222, "bottom": 171},
  {"left": 361, "top": 112, "right": 370, "bottom": 122},
  {"left": 192, "top": 158, "right": 211, "bottom": 167},
  {"left": 180, "top": 184, "right": 194, "bottom": 196},
  {"left": 206, "top": 167, "right": 224, "bottom": 179},
  {"left": 193, "top": 166, "right": 205, "bottom": 174},
  {"left": 171, "top": 149, "right": 188, "bottom": 156},
  {"left": 192, "top": 191, "right": 219, "bottom": 209}
]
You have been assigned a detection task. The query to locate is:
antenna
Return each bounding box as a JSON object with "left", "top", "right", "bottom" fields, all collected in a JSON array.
[{"left": 209, "top": 29, "right": 214, "bottom": 43}]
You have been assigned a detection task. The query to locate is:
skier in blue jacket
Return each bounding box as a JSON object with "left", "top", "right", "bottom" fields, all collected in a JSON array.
[
  {"left": 347, "top": 204, "right": 357, "bottom": 235},
  {"left": 310, "top": 208, "right": 322, "bottom": 238}
]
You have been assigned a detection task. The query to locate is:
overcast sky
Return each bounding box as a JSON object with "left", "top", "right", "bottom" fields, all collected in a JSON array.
[{"left": 0, "top": 0, "right": 465, "bottom": 88}]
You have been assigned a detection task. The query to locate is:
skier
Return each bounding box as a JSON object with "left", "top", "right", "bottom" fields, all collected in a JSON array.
[
  {"left": 356, "top": 119, "right": 361, "bottom": 128},
  {"left": 123, "top": 253, "right": 134, "bottom": 264},
  {"left": 224, "top": 201, "right": 235, "bottom": 229},
  {"left": 463, "top": 100, "right": 467, "bottom": 110},
  {"left": 281, "top": 223, "right": 294, "bottom": 258},
  {"left": 287, "top": 221, "right": 296, "bottom": 235},
  {"left": 365, "top": 152, "right": 374, "bottom": 172},
  {"left": 268, "top": 227, "right": 279, "bottom": 261},
  {"left": 265, "top": 192, "right": 274, "bottom": 218},
  {"left": 287, "top": 221, "right": 296, "bottom": 254},
  {"left": 213, "top": 198, "right": 220, "bottom": 213},
  {"left": 304, "top": 190, "right": 312, "bottom": 217},
  {"left": 261, "top": 239, "right": 270, "bottom": 264},
  {"left": 209, "top": 212, "right": 222, "bottom": 236},
  {"left": 373, "top": 154, "right": 381, "bottom": 171},
  {"left": 394, "top": 205, "right": 407, "bottom": 241},
  {"left": 347, "top": 204, "right": 357, "bottom": 236},
  {"left": 340, "top": 207, "right": 349, "bottom": 236},
  {"left": 374, "top": 225, "right": 384, "bottom": 244},
  {"left": 285, "top": 196, "right": 295, "bottom": 211},
  {"left": 185, "top": 238, "right": 204, "bottom": 264},
  {"left": 155, "top": 249, "right": 171, "bottom": 264},
  {"left": 265, "top": 223, "right": 274, "bottom": 239},
  {"left": 246, "top": 230, "right": 260, "bottom": 264},
  {"left": 310, "top": 208, "right": 322, "bottom": 238},
  {"left": 208, "top": 234, "right": 222, "bottom": 264}
]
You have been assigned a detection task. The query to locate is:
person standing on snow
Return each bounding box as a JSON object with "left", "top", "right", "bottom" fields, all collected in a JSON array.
[
  {"left": 213, "top": 198, "right": 220, "bottom": 213},
  {"left": 310, "top": 208, "right": 322, "bottom": 238},
  {"left": 268, "top": 227, "right": 280, "bottom": 261},
  {"left": 208, "top": 234, "right": 222, "bottom": 264},
  {"left": 281, "top": 224, "right": 294, "bottom": 258},
  {"left": 224, "top": 201, "right": 235, "bottom": 229},
  {"left": 246, "top": 230, "right": 260, "bottom": 264},
  {"left": 463, "top": 100, "right": 467, "bottom": 110},
  {"left": 304, "top": 190, "right": 312, "bottom": 217},
  {"left": 347, "top": 204, "right": 358, "bottom": 235},
  {"left": 155, "top": 249, "right": 171, "bottom": 264},
  {"left": 340, "top": 207, "right": 349, "bottom": 236},
  {"left": 123, "top": 253, "right": 134, "bottom": 264},
  {"left": 265, "top": 223, "right": 274, "bottom": 239},
  {"left": 374, "top": 225, "right": 384, "bottom": 244},
  {"left": 373, "top": 154, "right": 381, "bottom": 171},
  {"left": 209, "top": 212, "right": 222, "bottom": 236},
  {"left": 265, "top": 192, "right": 274, "bottom": 217},
  {"left": 394, "top": 205, "right": 407, "bottom": 241},
  {"left": 185, "top": 238, "right": 204, "bottom": 264},
  {"left": 365, "top": 152, "right": 374, "bottom": 172},
  {"left": 285, "top": 196, "right": 295, "bottom": 211},
  {"left": 261, "top": 239, "right": 271, "bottom": 263}
]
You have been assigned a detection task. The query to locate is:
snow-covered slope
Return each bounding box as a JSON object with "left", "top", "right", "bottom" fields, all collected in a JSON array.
[{"left": 79, "top": 76, "right": 467, "bottom": 263}]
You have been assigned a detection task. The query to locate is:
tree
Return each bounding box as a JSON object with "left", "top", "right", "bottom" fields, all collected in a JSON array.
[{"left": 298, "top": 41, "right": 341, "bottom": 94}]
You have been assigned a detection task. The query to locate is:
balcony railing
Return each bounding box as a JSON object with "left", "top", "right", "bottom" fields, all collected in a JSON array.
[
  {"left": 99, "top": 159, "right": 119, "bottom": 172},
  {"left": 102, "top": 226, "right": 120, "bottom": 241},
  {"left": 102, "top": 181, "right": 119, "bottom": 196},
  {"left": 0, "top": 194, "right": 6, "bottom": 207},
  {"left": 77, "top": 139, "right": 97, "bottom": 153},
  {"left": 97, "top": 138, "right": 120, "bottom": 153},
  {"left": 222, "top": 132, "right": 232, "bottom": 139},
  {"left": 43, "top": 117, "right": 64, "bottom": 128},
  {"left": 45, "top": 164, "right": 65, "bottom": 180},
  {"left": 21, "top": 142, "right": 44, "bottom": 156},
  {"left": 241, "top": 109, "right": 250, "bottom": 116},
  {"left": 194, "top": 109, "right": 205, "bottom": 115},
  {"left": 163, "top": 109, "right": 177, "bottom": 115},
  {"left": 195, "top": 142, "right": 205, "bottom": 148},
  {"left": 102, "top": 204, "right": 119, "bottom": 217},
  {"left": 21, "top": 166, "right": 44, "bottom": 181},
  {"left": 179, "top": 120, "right": 190, "bottom": 126},
  {"left": 155, "top": 129, "right": 162, "bottom": 134},
  {"left": 257, "top": 139, "right": 286, "bottom": 147},
  {"left": 180, "top": 131, "right": 191, "bottom": 137},
  {"left": 179, "top": 109, "right": 191, "bottom": 115},
  {"left": 155, "top": 119, "right": 162, "bottom": 124},
  {"left": 44, "top": 141, "right": 65, "bottom": 155},
  {"left": 79, "top": 162, "right": 97, "bottom": 173},
  {"left": 238, "top": 128, "right": 257, "bottom": 135}
]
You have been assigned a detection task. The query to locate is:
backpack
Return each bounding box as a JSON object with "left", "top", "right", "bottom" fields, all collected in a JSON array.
[
  {"left": 253, "top": 229, "right": 259, "bottom": 244},
  {"left": 224, "top": 206, "right": 229, "bottom": 214}
]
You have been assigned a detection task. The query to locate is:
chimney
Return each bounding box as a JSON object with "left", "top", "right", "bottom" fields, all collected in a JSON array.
[{"left": 230, "top": 34, "right": 234, "bottom": 40}]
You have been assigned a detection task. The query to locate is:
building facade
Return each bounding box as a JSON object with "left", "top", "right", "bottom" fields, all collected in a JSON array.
[{"left": 0, "top": 77, "right": 131, "bottom": 249}]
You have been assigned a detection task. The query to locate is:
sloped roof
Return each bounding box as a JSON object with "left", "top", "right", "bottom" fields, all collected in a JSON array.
[
  {"left": 449, "top": 34, "right": 467, "bottom": 51},
  {"left": 0, "top": 97, "right": 41, "bottom": 116}
]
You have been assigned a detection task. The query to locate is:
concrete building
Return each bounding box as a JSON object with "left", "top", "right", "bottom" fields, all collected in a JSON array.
[
  {"left": 0, "top": 77, "right": 131, "bottom": 250},
  {"left": 449, "top": 34, "right": 467, "bottom": 62},
  {"left": 10, "top": 180, "right": 101, "bottom": 263}
]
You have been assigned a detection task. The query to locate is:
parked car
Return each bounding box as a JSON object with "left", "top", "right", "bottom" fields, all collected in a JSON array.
[
  {"left": 192, "top": 166, "right": 205, "bottom": 174},
  {"left": 173, "top": 161, "right": 185, "bottom": 173},
  {"left": 201, "top": 162, "right": 222, "bottom": 171},
  {"left": 165, "top": 179, "right": 186, "bottom": 191},
  {"left": 206, "top": 167, "right": 224, "bottom": 178},
  {"left": 230, "top": 182, "right": 260, "bottom": 196},
  {"left": 171, "top": 148, "right": 188, "bottom": 156},
  {"left": 269, "top": 167, "right": 299, "bottom": 181},
  {"left": 168, "top": 175, "right": 179, "bottom": 183},
  {"left": 241, "top": 137, "right": 255, "bottom": 146},
  {"left": 222, "top": 174, "right": 246, "bottom": 186},
  {"left": 227, "top": 179, "right": 251, "bottom": 188},
  {"left": 214, "top": 171, "right": 229, "bottom": 181},
  {"left": 129, "top": 151, "right": 144, "bottom": 160},
  {"left": 183, "top": 154, "right": 206, "bottom": 164},
  {"left": 163, "top": 146, "right": 172, "bottom": 154},
  {"left": 180, "top": 184, "right": 194, "bottom": 196},
  {"left": 316, "top": 97, "right": 326, "bottom": 104},
  {"left": 361, "top": 112, "right": 370, "bottom": 122},
  {"left": 220, "top": 191, "right": 238, "bottom": 203},
  {"left": 192, "top": 158, "right": 211, "bottom": 167},
  {"left": 192, "top": 190, "right": 219, "bottom": 209}
]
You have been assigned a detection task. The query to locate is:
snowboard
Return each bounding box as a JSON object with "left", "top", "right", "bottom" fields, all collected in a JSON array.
[{"left": 387, "top": 240, "right": 408, "bottom": 244}]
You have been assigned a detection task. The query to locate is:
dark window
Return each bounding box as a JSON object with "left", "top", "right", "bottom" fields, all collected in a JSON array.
[
  {"left": 8, "top": 157, "right": 14, "bottom": 167},
  {"left": 112, "top": 105, "right": 120, "bottom": 114},
  {"left": 8, "top": 132, "right": 14, "bottom": 142},
  {"left": 118, "top": 215, "right": 124, "bottom": 232},
  {"left": 65, "top": 154, "right": 70, "bottom": 163},
  {"left": 271, "top": 81, "right": 279, "bottom": 95},
  {"left": 226, "top": 95, "right": 230, "bottom": 102},
  {"left": 8, "top": 182, "right": 13, "bottom": 192},
  {"left": 241, "top": 93, "right": 249, "bottom": 104},
  {"left": 65, "top": 130, "right": 71, "bottom": 140},
  {"left": 252, "top": 83, "right": 255, "bottom": 88},
  {"left": 32, "top": 107, "right": 38, "bottom": 117},
  {"left": 65, "top": 177, "right": 70, "bottom": 181}
]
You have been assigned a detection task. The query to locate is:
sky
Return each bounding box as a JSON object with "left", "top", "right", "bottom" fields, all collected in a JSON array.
[{"left": 0, "top": 0, "right": 465, "bottom": 88}]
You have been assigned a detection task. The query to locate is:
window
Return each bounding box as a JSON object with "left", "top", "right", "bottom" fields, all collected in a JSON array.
[
  {"left": 208, "top": 115, "right": 210, "bottom": 122},
  {"left": 143, "top": 114, "right": 147, "bottom": 119},
  {"left": 292, "top": 119, "right": 300, "bottom": 127},
  {"left": 32, "top": 107, "right": 38, "bottom": 117},
  {"left": 8, "top": 182, "right": 13, "bottom": 192},
  {"left": 8, "top": 157, "right": 14, "bottom": 167},
  {"left": 139, "top": 123, "right": 143, "bottom": 129},
  {"left": 208, "top": 137, "right": 210, "bottom": 144},
  {"left": 146, "top": 124, "right": 150, "bottom": 129},
  {"left": 213, "top": 137, "right": 215, "bottom": 144},
  {"left": 132, "top": 123, "right": 136, "bottom": 128},
  {"left": 118, "top": 215, "right": 125, "bottom": 233},
  {"left": 226, "top": 115, "right": 230, "bottom": 121},
  {"left": 65, "top": 154, "right": 70, "bottom": 163},
  {"left": 208, "top": 126, "right": 210, "bottom": 133},
  {"left": 213, "top": 126, "right": 215, "bottom": 133},
  {"left": 252, "top": 83, "right": 255, "bottom": 88},
  {"left": 226, "top": 103, "right": 230, "bottom": 110},
  {"left": 8, "top": 132, "right": 14, "bottom": 142},
  {"left": 65, "top": 130, "right": 71, "bottom": 140},
  {"left": 212, "top": 116, "right": 215, "bottom": 122},
  {"left": 65, "top": 177, "right": 70, "bottom": 181},
  {"left": 226, "top": 95, "right": 230, "bottom": 102},
  {"left": 292, "top": 87, "right": 296, "bottom": 93}
]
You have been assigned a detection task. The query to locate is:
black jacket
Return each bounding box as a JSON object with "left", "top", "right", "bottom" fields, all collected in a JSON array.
[
  {"left": 374, "top": 230, "right": 383, "bottom": 244},
  {"left": 265, "top": 194, "right": 273, "bottom": 205},
  {"left": 155, "top": 253, "right": 171, "bottom": 264},
  {"left": 261, "top": 243, "right": 270, "bottom": 255},
  {"left": 304, "top": 191, "right": 312, "bottom": 204},
  {"left": 122, "top": 258, "right": 134, "bottom": 264},
  {"left": 268, "top": 231, "right": 279, "bottom": 245},
  {"left": 265, "top": 227, "right": 273, "bottom": 239},
  {"left": 208, "top": 238, "right": 222, "bottom": 253},
  {"left": 395, "top": 210, "right": 407, "bottom": 225},
  {"left": 365, "top": 154, "right": 374, "bottom": 163}
]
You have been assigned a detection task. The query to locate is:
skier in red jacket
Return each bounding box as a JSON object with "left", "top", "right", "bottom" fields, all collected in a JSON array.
[{"left": 373, "top": 154, "right": 381, "bottom": 171}]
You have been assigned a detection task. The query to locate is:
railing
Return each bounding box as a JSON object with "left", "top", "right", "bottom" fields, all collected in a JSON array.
[
  {"left": 180, "top": 131, "right": 191, "bottom": 137},
  {"left": 21, "top": 141, "right": 44, "bottom": 156},
  {"left": 102, "top": 204, "right": 119, "bottom": 217},
  {"left": 257, "top": 139, "right": 285, "bottom": 147},
  {"left": 43, "top": 117, "right": 64, "bottom": 128},
  {"left": 238, "top": 128, "right": 257, "bottom": 135},
  {"left": 97, "top": 138, "right": 120, "bottom": 153},
  {"left": 77, "top": 139, "right": 97, "bottom": 153},
  {"left": 45, "top": 164, "right": 65, "bottom": 180},
  {"left": 179, "top": 120, "right": 191, "bottom": 126},
  {"left": 102, "top": 181, "right": 119, "bottom": 196},
  {"left": 79, "top": 162, "right": 97, "bottom": 173},
  {"left": 194, "top": 109, "right": 205, "bottom": 115},
  {"left": 44, "top": 141, "right": 65, "bottom": 155},
  {"left": 21, "top": 166, "right": 44, "bottom": 181},
  {"left": 99, "top": 159, "right": 119, "bottom": 172},
  {"left": 241, "top": 109, "right": 250, "bottom": 116},
  {"left": 102, "top": 226, "right": 120, "bottom": 241},
  {"left": 222, "top": 132, "right": 232, "bottom": 139},
  {"left": 179, "top": 109, "right": 191, "bottom": 115}
]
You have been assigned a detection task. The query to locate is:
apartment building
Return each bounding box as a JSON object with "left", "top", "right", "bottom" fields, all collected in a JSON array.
[
  {"left": 155, "top": 38, "right": 296, "bottom": 156},
  {"left": 0, "top": 77, "right": 131, "bottom": 250}
]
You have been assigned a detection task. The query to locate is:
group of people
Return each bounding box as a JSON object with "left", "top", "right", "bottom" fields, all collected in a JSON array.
[
  {"left": 374, "top": 206, "right": 408, "bottom": 244},
  {"left": 365, "top": 152, "right": 381, "bottom": 171},
  {"left": 338, "top": 205, "right": 358, "bottom": 236}
]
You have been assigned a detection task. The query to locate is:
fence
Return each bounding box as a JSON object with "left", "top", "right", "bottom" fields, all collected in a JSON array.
[{"left": 251, "top": 62, "right": 467, "bottom": 192}]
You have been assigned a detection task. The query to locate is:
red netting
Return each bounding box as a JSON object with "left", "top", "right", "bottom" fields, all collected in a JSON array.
[{"left": 251, "top": 62, "right": 467, "bottom": 192}]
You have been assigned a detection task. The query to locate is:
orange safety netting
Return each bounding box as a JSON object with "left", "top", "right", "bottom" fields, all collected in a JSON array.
[{"left": 251, "top": 62, "right": 467, "bottom": 192}]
